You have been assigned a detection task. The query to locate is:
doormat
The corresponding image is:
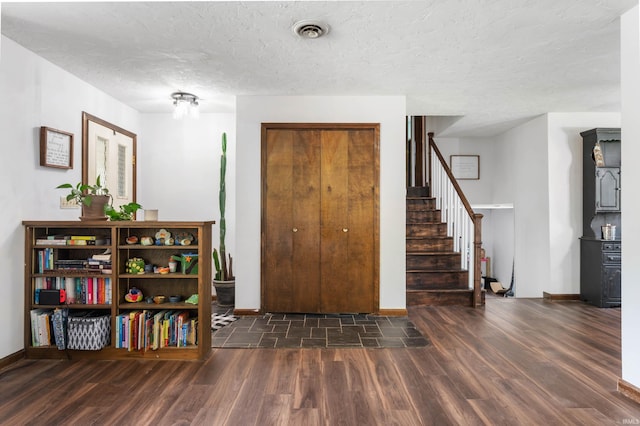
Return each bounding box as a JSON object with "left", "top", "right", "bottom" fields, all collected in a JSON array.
[
  {"left": 211, "top": 314, "right": 238, "bottom": 331},
  {"left": 212, "top": 313, "right": 430, "bottom": 349}
]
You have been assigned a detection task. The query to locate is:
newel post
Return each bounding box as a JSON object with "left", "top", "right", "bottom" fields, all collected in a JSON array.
[{"left": 473, "top": 213, "right": 484, "bottom": 307}]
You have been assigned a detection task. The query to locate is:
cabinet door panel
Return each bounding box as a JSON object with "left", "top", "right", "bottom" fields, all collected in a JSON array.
[
  {"left": 603, "top": 265, "right": 621, "bottom": 301},
  {"left": 595, "top": 167, "right": 620, "bottom": 212}
]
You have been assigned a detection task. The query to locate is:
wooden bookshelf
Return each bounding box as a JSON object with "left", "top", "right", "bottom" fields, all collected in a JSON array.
[{"left": 23, "top": 221, "right": 213, "bottom": 360}]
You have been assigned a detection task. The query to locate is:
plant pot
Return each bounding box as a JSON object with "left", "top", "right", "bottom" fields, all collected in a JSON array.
[
  {"left": 212, "top": 279, "right": 235, "bottom": 307},
  {"left": 80, "top": 195, "right": 110, "bottom": 221}
]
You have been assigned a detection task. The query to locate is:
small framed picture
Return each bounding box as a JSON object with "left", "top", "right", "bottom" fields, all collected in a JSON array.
[
  {"left": 40, "top": 126, "right": 73, "bottom": 169},
  {"left": 450, "top": 155, "right": 479, "bottom": 180}
]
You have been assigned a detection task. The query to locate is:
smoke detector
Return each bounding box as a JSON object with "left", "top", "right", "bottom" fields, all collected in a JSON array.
[{"left": 292, "top": 20, "right": 330, "bottom": 39}]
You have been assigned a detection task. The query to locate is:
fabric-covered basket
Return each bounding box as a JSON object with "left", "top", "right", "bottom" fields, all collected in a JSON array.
[{"left": 67, "top": 312, "right": 111, "bottom": 350}]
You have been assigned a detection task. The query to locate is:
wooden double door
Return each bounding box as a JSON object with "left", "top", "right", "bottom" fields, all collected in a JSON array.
[{"left": 262, "top": 123, "right": 379, "bottom": 313}]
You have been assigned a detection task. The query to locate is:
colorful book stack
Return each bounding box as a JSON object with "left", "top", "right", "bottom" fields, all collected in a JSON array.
[
  {"left": 36, "top": 248, "right": 56, "bottom": 273},
  {"left": 34, "top": 276, "right": 112, "bottom": 305},
  {"left": 35, "top": 235, "right": 109, "bottom": 246},
  {"left": 88, "top": 252, "right": 112, "bottom": 274},
  {"left": 115, "top": 311, "right": 197, "bottom": 351},
  {"left": 29, "top": 309, "right": 52, "bottom": 347}
]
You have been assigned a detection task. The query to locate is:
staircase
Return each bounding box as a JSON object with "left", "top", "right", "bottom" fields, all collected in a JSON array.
[{"left": 406, "top": 187, "right": 477, "bottom": 306}]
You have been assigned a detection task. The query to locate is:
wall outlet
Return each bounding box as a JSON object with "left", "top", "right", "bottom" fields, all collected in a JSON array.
[{"left": 60, "top": 196, "right": 79, "bottom": 209}]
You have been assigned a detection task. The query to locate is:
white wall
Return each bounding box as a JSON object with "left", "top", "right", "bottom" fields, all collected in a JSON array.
[
  {"left": 138, "top": 113, "right": 236, "bottom": 293},
  {"left": 236, "top": 96, "right": 406, "bottom": 311},
  {"left": 440, "top": 113, "right": 620, "bottom": 298},
  {"left": 0, "top": 36, "right": 140, "bottom": 359},
  {"left": 487, "top": 115, "right": 550, "bottom": 297},
  {"left": 621, "top": 5, "right": 640, "bottom": 390},
  {"left": 433, "top": 136, "right": 515, "bottom": 285},
  {"left": 546, "top": 113, "right": 620, "bottom": 295},
  {"left": 139, "top": 113, "right": 235, "bottom": 223},
  {"left": 432, "top": 137, "right": 496, "bottom": 205}
]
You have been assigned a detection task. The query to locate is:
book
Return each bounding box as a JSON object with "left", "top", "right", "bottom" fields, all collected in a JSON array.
[
  {"left": 152, "top": 310, "right": 167, "bottom": 350},
  {"left": 91, "top": 254, "right": 112, "bottom": 261},
  {"left": 37, "top": 311, "right": 51, "bottom": 346},
  {"left": 46, "top": 235, "right": 69, "bottom": 240},
  {"left": 30, "top": 309, "right": 42, "bottom": 346},
  {"left": 188, "top": 319, "right": 198, "bottom": 346},
  {"left": 36, "top": 239, "right": 67, "bottom": 246},
  {"left": 70, "top": 236, "right": 97, "bottom": 240}
]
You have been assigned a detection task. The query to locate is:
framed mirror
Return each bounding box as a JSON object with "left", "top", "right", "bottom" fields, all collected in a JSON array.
[{"left": 82, "top": 112, "right": 137, "bottom": 209}]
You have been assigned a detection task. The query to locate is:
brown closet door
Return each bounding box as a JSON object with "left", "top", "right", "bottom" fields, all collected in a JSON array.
[
  {"left": 263, "top": 129, "right": 321, "bottom": 313},
  {"left": 262, "top": 124, "right": 378, "bottom": 313},
  {"left": 321, "top": 129, "right": 376, "bottom": 313}
]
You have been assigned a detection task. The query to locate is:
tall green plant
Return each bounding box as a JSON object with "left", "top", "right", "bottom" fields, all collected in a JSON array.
[{"left": 213, "top": 132, "right": 234, "bottom": 281}]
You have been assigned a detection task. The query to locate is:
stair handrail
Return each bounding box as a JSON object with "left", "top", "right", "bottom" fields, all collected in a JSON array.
[{"left": 428, "top": 132, "right": 483, "bottom": 307}]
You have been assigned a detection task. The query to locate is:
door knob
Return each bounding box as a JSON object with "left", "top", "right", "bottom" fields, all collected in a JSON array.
[
  {"left": 342, "top": 228, "right": 348, "bottom": 233},
  {"left": 293, "top": 228, "right": 298, "bottom": 232}
]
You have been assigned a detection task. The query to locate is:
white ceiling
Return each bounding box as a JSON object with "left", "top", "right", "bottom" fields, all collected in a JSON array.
[{"left": 1, "top": 1, "right": 636, "bottom": 136}]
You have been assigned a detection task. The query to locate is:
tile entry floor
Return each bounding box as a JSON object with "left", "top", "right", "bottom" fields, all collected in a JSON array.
[{"left": 211, "top": 310, "right": 430, "bottom": 349}]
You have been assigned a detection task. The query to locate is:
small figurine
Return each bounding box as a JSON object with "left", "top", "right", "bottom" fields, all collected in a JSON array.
[
  {"left": 125, "top": 287, "right": 143, "bottom": 303},
  {"left": 140, "top": 236, "right": 154, "bottom": 246}
]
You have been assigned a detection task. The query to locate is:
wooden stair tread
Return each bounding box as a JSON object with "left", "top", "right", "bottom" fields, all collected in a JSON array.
[{"left": 405, "top": 190, "right": 481, "bottom": 307}]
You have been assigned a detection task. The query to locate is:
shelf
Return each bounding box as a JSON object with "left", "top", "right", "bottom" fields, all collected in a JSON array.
[
  {"left": 34, "top": 272, "right": 112, "bottom": 277},
  {"left": 119, "top": 302, "right": 198, "bottom": 310},
  {"left": 31, "top": 304, "right": 111, "bottom": 309},
  {"left": 118, "top": 245, "right": 198, "bottom": 250},
  {"left": 119, "top": 273, "right": 197, "bottom": 279},
  {"left": 34, "top": 244, "right": 112, "bottom": 249},
  {"left": 23, "top": 221, "right": 213, "bottom": 360}
]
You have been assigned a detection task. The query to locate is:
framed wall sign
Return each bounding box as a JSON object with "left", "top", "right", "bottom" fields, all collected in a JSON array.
[
  {"left": 450, "top": 155, "right": 480, "bottom": 180},
  {"left": 40, "top": 126, "right": 73, "bottom": 169}
]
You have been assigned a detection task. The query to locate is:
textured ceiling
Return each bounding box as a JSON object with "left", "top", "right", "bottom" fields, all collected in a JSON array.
[{"left": 1, "top": 1, "right": 636, "bottom": 136}]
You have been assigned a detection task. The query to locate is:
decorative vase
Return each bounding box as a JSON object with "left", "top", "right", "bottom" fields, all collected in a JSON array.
[
  {"left": 212, "top": 279, "right": 235, "bottom": 307},
  {"left": 80, "top": 195, "right": 110, "bottom": 221}
]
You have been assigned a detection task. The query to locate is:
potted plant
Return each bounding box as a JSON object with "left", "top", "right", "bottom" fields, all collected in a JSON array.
[
  {"left": 105, "top": 202, "right": 142, "bottom": 221},
  {"left": 57, "top": 177, "right": 142, "bottom": 221},
  {"left": 212, "top": 132, "right": 235, "bottom": 307},
  {"left": 57, "top": 177, "right": 111, "bottom": 221}
]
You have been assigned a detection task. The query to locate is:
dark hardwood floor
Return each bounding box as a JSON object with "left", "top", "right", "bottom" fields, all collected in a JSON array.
[{"left": 1, "top": 298, "right": 639, "bottom": 425}]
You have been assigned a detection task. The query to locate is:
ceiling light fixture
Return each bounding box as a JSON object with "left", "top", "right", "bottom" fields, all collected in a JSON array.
[
  {"left": 292, "top": 20, "right": 330, "bottom": 39},
  {"left": 171, "top": 91, "right": 200, "bottom": 119}
]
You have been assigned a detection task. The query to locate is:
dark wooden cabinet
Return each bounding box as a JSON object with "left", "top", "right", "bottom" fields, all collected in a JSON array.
[
  {"left": 581, "top": 128, "right": 621, "bottom": 238},
  {"left": 580, "top": 128, "right": 621, "bottom": 307},
  {"left": 580, "top": 239, "right": 621, "bottom": 307}
]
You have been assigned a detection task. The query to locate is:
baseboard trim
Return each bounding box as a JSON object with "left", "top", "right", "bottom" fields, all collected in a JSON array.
[
  {"left": 377, "top": 309, "right": 408, "bottom": 317},
  {"left": 543, "top": 292, "right": 581, "bottom": 301},
  {"left": 0, "top": 350, "right": 24, "bottom": 371},
  {"left": 233, "top": 309, "right": 261, "bottom": 316},
  {"left": 232, "top": 309, "right": 408, "bottom": 316},
  {"left": 618, "top": 378, "right": 640, "bottom": 404}
]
